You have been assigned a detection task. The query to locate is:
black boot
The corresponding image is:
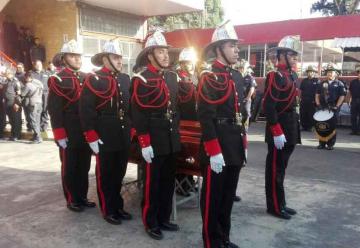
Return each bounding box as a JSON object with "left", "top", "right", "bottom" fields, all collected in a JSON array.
[
  {"left": 267, "top": 209, "right": 291, "bottom": 220},
  {"left": 67, "top": 203, "right": 84, "bottom": 212},
  {"left": 146, "top": 227, "right": 163, "bottom": 240},
  {"left": 284, "top": 206, "right": 297, "bottom": 215},
  {"left": 159, "top": 222, "right": 179, "bottom": 231}
]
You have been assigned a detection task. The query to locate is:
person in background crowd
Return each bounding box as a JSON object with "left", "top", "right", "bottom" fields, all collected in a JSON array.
[
  {"left": 299, "top": 65, "right": 319, "bottom": 131},
  {"left": 21, "top": 72, "right": 43, "bottom": 143},
  {"left": 15, "top": 63, "right": 25, "bottom": 82},
  {"left": 175, "top": 47, "right": 198, "bottom": 197},
  {"left": 0, "top": 72, "right": 7, "bottom": 139},
  {"left": 315, "top": 63, "right": 346, "bottom": 150},
  {"left": 30, "top": 60, "right": 50, "bottom": 132},
  {"left": 30, "top": 37, "right": 46, "bottom": 64},
  {"left": 349, "top": 63, "right": 360, "bottom": 135},
  {"left": 46, "top": 61, "right": 57, "bottom": 75},
  {"left": 3, "top": 68, "right": 22, "bottom": 141},
  {"left": 15, "top": 62, "right": 31, "bottom": 131}
]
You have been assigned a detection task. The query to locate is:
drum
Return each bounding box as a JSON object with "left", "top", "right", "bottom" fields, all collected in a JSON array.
[{"left": 313, "top": 109, "right": 336, "bottom": 142}]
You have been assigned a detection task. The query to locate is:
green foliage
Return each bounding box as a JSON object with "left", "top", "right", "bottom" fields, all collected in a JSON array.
[
  {"left": 311, "top": 0, "right": 360, "bottom": 16},
  {"left": 148, "top": 0, "right": 224, "bottom": 31}
]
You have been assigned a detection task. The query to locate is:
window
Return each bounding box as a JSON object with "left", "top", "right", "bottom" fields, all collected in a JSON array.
[
  {"left": 79, "top": 4, "right": 144, "bottom": 39},
  {"left": 81, "top": 36, "right": 142, "bottom": 75}
]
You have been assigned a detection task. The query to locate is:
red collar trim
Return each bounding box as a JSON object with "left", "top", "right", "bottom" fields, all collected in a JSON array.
[
  {"left": 101, "top": 67, "right": 112, "bottom": 74},
  {"left": 178, "top": 70, "right": 189, "bottom": 78},
  {"left": 147, "top": 63, "right": 160, "bottom": 74},
  {"left": 213, "top": 60, "right": 227, "bottom": 70}
]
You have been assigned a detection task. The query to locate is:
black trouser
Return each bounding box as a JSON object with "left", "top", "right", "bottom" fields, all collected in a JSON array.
[
  {"left": 0, "top": 99, "right": 6, "bottom": 138},
  {"left": 200, "top": 164, "right": 241, "bottom": 248},
  {"left": 23, "top": 105, "right": 32, "bottom": 130},
  {"left": 95, "top": 150, "right": 128, "bottom": 216},
  {"left": 319, "top": 134, "right": 336, "bottom": 147},
  {"left": 351, "top": 98, "right": 360, "bottom": 133},
  {"left": 28, "top": 103, "right": 42, "bottom": 140},
  {"left": 40, "top": 92, "right": 49, "bottom": 131},
  {"left": 300, "top": 99, "right": 316, "bottom": 130},
  {"left": 265, "top": 143, "right": 295, "bottom": 213},
  {"left": 6, "top": 106, "right": 22, "bottom": 139},
  {"left": 59, "top": 147, "right": 92, "bottom": 205},
  {"left": 142, "top": 154, "right": 176, "bottom": 229}
]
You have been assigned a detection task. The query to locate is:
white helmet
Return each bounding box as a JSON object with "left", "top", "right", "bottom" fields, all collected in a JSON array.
[{"left": 179, "top": 47, "right": 197, "bottom": 62}]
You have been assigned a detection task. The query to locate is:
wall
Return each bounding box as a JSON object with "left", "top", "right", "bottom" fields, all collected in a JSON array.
[{"left": 2, "top": 0, "right": 78, "bottom": 63}]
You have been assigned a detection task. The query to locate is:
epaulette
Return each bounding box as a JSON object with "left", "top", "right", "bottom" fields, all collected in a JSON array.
[
  {"left": 51, "top": 74, "right": 62, "bottom": 82},
  {"left": 132, "top": 68, "right": 147, "bottom": 84},
  {"left": 200, "top": 70, "right": 217, "bottom": 80}
]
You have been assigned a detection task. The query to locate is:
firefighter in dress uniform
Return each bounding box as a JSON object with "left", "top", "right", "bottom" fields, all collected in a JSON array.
[
  {"left": 197, "top": 21, "right": 246, "bottom": 248},
  {"left": 79, "top": 40, "right": 132, "bottom": 224},
  {"left": 131, "top": 31, "right": 181, "bottom": 240},
  {"left": 349, "top": 63, "right": 360, "bottom": 135},
  {"left": 48, "top": 40, "right": 95, "bottom": 212},
  {"left": 263, "top": 35, "right": 302, "bottom": 220},
  {"left": 175, "top": 47, "right": 198, "bottom": 196},
  {"left": 315, "top": 63, "right": 346, "bottom": 150},
  {"left": 299, "top": 65, "right": 319, "bottom": 131}
]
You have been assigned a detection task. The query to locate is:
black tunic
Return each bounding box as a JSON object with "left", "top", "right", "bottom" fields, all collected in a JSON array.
[
  {"left": 48, "top": 68, "right": 87, "bottom": 149},
  {"left": 79, "top": 68, "right": 131, "bottom": 152},
  {"left": 263, "top": 69, "right": 301, "bottom": 145},
  {"left": 197, "top": 60, "right": 246, "bottom": 166},
  {"left": 130, "top": 64, "right": 181, "bottom": 156}
]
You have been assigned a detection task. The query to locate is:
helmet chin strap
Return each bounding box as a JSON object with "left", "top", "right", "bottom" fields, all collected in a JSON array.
[
  {"left": 216, "top": 43, "right": 232, "bottom": 66},
  {"left": 150, "top": 50, "right": 167, "bottom": 70},
  {"left": 63, "top": 56, "right": 79, "bottom": 72},
  {"left": 106, "top": 54, "right": 120, "bottom": 74}
]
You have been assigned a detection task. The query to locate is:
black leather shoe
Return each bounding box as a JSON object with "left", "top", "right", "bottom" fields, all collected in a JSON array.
[
  {"left": 224, "top": 240, "right": 240, "bottom": 248},
  {"left": 267, "top": 209, "right": 291, "bottom": 220},
  {"left": 159, "top": 222, "right": 179, "bottom": 231},
  {"left": 284, "top": 206, "right": 297, "bottom": 215},
  {"left": 317, "top": 144, "right": 325, "bottom": 149},
  {"left": 104, "top": 215, "right": 122, "bottom": 225},
  {"left": 326, "top": 146, "right": 334, "bottom": 150},
  {"left": 233, "top": 195, "right": 242, "bottom": 202},
  {"left": 118, "top": 209, "right": 132, "bottom": 220},
  {"left": 146, "top": 227, "right": 163, "bottom": 240},
  {"left": 82, "top": 199, "right": 96, "bottom": 208},
  {"left": 67, "top": 203, "right": 84, "bottom": 212}
]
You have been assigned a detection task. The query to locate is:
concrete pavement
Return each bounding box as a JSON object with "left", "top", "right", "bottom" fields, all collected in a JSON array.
[{"left": 0, "top": 122, "right": 359, "bottom": 248}]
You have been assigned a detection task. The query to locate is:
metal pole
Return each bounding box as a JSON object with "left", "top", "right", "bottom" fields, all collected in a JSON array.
[
  {"left": 319, "top": 40, "right": 324, "bottom": 75},
  {"left": 247, "top": 45, "right": 251, "bottom": 62},
  {"left": 300, "top": 41, "right": 304, "bottom": 76},
  {"left": 263, "top": 44, "right": 267, "bottom": 77},
  {"left": 340, "top": 48, "right": 344, "bottom": 74}
]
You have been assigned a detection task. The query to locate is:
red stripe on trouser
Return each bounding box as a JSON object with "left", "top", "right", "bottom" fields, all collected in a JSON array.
[
  {"left": 203, "top": 166, "right": 212, "bottom": 248},
  {"left": 95, "top": 154, "right": 107, "bottom": 216},
  {"left": 272, "top": 147, "right": 280, "bottom": 214},
  {"left": 142, "top": 163, "right": 151, "bottom": 229},
  {"left": 61, "top": 148, "right": 73, "bottom": 203}
]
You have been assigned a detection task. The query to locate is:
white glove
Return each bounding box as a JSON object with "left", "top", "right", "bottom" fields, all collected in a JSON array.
[
  {"left": 210, "top": 153, "right": 225, "bottom": 174},
  {"left": 142, "top": 146, "right": 154, "bottom": 163},
  {"left": 273, "top": 134, "right": 287, "bottom": 150},
  {"left": 57, "top": 138, "right": 68, "bottom": 149},
  {"left": 89, "top": 139, "right": 103, "bottom": 154}
]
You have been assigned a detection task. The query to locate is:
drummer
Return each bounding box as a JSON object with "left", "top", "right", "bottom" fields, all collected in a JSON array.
[{"left": 315, "top": 63, "right": 346, "bottom": 150}]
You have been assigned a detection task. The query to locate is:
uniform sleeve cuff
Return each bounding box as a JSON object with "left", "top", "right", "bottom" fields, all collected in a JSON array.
[
  {"left": 52, "top": 128, "right": 67, "bottom": 141},
  {"left": 84, "top": 130, "right": 99, "bottom": 143},
  {"left": 138, "top": 134, "right": 150, "bottom": 148},
  {"left": 204, "top": 139, "right": 222, "bottom": 156},
  {"left": 270, "top": 123, "right": 284, "bottom": 136},
  {"left": 130, "top": 128, "right": 137, "bottom": 141}
]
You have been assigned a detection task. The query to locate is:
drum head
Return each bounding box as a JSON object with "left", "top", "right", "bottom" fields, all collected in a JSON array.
[{"left": 313, "top": 110, "right": 334, "bottom": 122}]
